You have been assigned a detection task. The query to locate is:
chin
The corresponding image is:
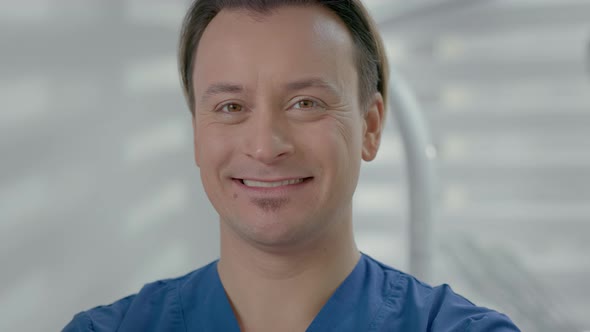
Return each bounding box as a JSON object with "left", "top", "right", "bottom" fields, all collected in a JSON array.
[{"left": 223, "top": 214, "right": 319, "bottom": 249}]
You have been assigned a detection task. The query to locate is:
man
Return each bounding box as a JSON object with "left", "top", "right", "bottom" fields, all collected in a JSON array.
[{"left": 64, "top": 0, "right": 520, "bottom": 331}]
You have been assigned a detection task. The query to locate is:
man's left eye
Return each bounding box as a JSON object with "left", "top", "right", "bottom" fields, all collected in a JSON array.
[{"left": 293, "top": 99, "right": 317, "bottom": 109}]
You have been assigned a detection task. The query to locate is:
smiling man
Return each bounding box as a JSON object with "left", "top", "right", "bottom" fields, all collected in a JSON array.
[{"left": 64, "top": 1, "right": 519, "bottom": 331}]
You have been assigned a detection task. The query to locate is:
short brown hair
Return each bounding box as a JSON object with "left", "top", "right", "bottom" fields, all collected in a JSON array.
[{"left": 178, "top": 0, "right": 389, "bottom": 115}]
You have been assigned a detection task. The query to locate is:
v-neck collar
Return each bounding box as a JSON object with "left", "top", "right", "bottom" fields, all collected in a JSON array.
[
  {"left": 305, "top": 254, "right": 367, "bottom": 331},
  {"left": 180, "top": 255, "right": 370, "bottom": 331},
  {"left": 180, "top": 261, "right": 241, "bottom": 331}
]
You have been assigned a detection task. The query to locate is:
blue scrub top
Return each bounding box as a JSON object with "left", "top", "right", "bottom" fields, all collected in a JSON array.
[{"left": 63, "top": 253, "right": 519, "bottom": 331}]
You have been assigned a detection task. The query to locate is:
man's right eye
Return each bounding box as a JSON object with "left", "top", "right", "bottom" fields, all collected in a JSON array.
[{"left": 218, "top": 103, "right": 243, "bottom": 113}]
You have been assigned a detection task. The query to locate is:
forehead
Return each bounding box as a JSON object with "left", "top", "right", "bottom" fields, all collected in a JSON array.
[{"left": 192, "top": 5, "right": 357, "bottom": 99}]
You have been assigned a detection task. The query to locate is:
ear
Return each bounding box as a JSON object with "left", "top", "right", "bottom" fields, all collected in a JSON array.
[
  {"left": 362, "top": 92, "right": 385, "bottom": 162},
  {"left": 192, "top": 114, "right": 201, "bottom": 168}
]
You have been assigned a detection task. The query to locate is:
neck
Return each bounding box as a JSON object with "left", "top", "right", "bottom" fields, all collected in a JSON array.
[{"left": 217, "top": 215, "right": 359, "bottom": 332}]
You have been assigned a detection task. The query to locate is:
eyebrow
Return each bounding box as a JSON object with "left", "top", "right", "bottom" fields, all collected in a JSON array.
[
  {"left": 284, "top": 77, "right": 340, "bottom": 96},
  {"left": 199, "top": 77, "right": 340, "bottom": 104},
  {"left": 201, "top": 82, "right": 245, "bottom": 104}
]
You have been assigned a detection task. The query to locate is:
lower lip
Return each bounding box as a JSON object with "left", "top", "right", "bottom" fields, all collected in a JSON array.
[{"left": 232, "top": 178, "right": 313, "bottom": 194}]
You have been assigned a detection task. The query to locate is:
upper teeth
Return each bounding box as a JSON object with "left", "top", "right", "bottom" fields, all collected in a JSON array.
[{"left": 243, "top": 178, "right": 304, "bottom": 188}]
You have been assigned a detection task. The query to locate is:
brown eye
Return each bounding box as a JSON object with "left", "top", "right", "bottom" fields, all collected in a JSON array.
[
  {"left": 222, "top": 103, "right": 242, "bottom": 113},
  {"left": 294, "top": 99, "right": 316, "bottom": 109}
]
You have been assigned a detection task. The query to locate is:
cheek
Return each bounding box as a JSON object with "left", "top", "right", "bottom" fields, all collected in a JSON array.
[
  {"left": 330, "top": 118, "right": 364, "bottom": 187},
  {"left": 195, "top": 125, "right": 230, "bottom": 172},
  {"left": 308, "top": 117, "right": 362, "bottom": 169},
  {"left": 196, "top": 129, "right": 233, "bottom": 205},
  {"left": 328, "top": 115, "right": 364, "bottom": 157}
]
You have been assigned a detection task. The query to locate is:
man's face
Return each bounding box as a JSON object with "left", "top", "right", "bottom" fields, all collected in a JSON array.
[{"left": 192, "top": 5, "right": 383, "bottom": 248}]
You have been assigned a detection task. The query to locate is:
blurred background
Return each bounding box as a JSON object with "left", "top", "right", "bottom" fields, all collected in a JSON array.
[{"left": 0, "top": 0, "right": 589, "bottom": 331}]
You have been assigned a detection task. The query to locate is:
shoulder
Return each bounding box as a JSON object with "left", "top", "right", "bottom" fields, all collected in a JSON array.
[
  {"left": 62, "top": 294, "right": 136, "bottom": 332},
  {"left": 62, "top": 261, "right": 217, "bottom": 332},
  {"left": 362, "top": 254, "right": 520, "bottom": 331}
]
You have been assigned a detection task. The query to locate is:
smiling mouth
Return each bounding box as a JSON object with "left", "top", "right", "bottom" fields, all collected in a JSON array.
[{"left": 237, "top": 177, "right": 313, "bottom": 188}]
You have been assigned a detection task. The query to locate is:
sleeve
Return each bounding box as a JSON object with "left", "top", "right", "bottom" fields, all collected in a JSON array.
[
  {"left": 62, "top": 312, "right": 94, "bottom": 332},
  {"left": 424, "top": 284, "right": 521, "bottom": 332},
  {"left": 61, "top": 295, "right": 135, "bottom": 332},
  {"left": 462, "top": 312, "right": 521, "bottom": 332}
]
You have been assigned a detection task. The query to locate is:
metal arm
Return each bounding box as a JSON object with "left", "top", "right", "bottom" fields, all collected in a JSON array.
[{"left": 388, "top": 67, "right": 437, "bottom": 281}]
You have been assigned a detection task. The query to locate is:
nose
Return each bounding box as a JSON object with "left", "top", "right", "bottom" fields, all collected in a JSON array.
[{"left": 244, "top": 110, "right": 295, "bottom": 164}]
